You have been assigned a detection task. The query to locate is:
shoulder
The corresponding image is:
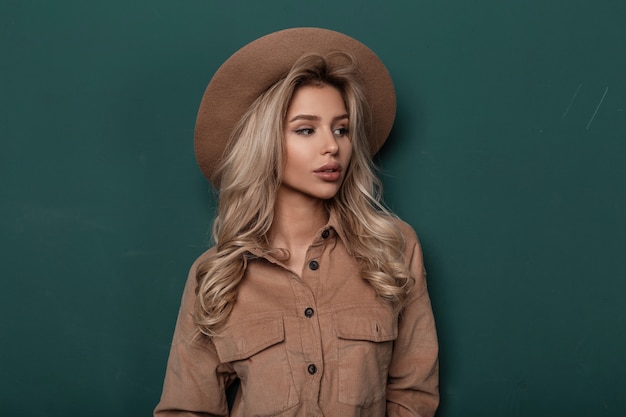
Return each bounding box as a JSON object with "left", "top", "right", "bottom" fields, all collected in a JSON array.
[
  {"left": 386, "top": 215, "right": 420, "bottom": 247},
  {"left": 189, "top": 246, "right": 217, "bottom": 273},
  {"left": 387, "top": 216, "right": 427, "bottom": 295},
  {"left": 180, "top": 246, "right": 217, "bottom": 297}
]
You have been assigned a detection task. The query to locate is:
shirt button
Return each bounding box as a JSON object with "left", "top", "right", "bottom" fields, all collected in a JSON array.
[
  {"left": 308, "top": 260, "right": 319, "bottom": 270},
  {"left": 321, "top": 229, "right": 330, "bottom": 239},
  {"left": 304, "top": 307, "right": 314, "bottom": 318},
  {"left": 307, "top": 364, "right": 317, "bottom": 375}
]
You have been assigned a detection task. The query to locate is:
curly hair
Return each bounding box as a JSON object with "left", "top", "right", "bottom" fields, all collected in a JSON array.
[{"left": 194, "top": 52, "right": 414, "bottom": 336}]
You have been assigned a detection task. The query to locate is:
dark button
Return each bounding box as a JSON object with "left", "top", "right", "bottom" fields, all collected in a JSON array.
[
  {"left": 304, "top": 307, "right": 314, "bottom": 318},
  {"left": 308, "top": 260, "right": 319, "bottom": 270},
  {"left": 321, "top": 229, "right": 330, "bottom": 239},
  {"left": 307, "top": 364, "right": 317, "bottom": 375}
]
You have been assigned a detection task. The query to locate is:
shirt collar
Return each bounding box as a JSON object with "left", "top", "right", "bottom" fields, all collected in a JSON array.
[
  {"left": 246, "top": 207, "right": 347, "bottom": 263},
  {"left": 325, "top": 207, "right": 346, "bottom": 245}
]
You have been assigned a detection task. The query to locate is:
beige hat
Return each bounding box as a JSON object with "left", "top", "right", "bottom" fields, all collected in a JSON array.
[{"left": 194, "top": 27, "right": 396, "bottom": 183}]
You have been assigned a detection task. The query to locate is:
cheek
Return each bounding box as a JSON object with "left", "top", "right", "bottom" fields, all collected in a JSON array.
[
  {"left": 283, "top": 142, "right": 306, "bottom": 171},
  {"left": 343, "top": 142, "right": 354, "bottom": 164}
]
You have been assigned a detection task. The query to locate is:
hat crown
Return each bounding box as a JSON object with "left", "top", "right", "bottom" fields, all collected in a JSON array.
[{"left": 194, "top": 27, "right": 396, "bottom": 185}]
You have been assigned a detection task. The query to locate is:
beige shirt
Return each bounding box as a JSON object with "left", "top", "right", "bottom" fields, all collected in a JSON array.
[{"left": 154, "top": 218, "right": 439, "bottom": 417}]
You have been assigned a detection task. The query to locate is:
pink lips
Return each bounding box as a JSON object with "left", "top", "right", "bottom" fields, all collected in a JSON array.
[{"left": 314, "top": 162, "right": 343, "bottom": 181}]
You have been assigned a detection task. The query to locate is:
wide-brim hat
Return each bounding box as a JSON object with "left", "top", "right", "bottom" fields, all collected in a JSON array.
[{"left": 194, "top": 27, "right": 396, "bottom": 184}]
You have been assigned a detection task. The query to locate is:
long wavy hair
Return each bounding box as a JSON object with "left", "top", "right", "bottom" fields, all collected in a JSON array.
[{"left": 194, "top": 52, "right": 414, "bottom": 336}]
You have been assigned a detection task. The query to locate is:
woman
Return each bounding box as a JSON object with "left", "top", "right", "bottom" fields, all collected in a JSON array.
[{"left": 155, "top": 28, "right": 439, "bottom": 417}]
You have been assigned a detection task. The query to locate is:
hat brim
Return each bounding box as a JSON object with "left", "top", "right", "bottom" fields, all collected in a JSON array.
[{"left": 194, "top": 27, "right": 396, "bottom": 183}]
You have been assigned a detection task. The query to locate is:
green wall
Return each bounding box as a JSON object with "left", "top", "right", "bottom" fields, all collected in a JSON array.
[{"left": 2, "top": 0, "right": 625, "bottom": 415}]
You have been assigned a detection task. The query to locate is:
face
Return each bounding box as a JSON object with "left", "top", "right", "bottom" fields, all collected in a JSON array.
[{"left": 281, "top": 84, "right": 353, "bottom": 202}]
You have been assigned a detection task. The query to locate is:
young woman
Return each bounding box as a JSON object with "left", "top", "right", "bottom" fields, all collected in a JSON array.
[{"left": 155, "top": 28, "right": 439, "bottom": 417}]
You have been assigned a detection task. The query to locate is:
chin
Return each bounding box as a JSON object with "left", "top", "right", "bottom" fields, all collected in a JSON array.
[{"left": 311, "top": 187, "right": 342, "bottom": 200}]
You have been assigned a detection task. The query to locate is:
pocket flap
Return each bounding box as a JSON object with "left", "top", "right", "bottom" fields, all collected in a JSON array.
[
  {"left": 334, "top": 306, "right": 397, "bottom": 342},
  {"left": 213, "top": 317, "right": 285, "bottom": 362}
]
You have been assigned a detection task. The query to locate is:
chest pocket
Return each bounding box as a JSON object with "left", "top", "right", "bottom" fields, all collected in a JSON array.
[
  {"left": 213, "top": 317, "right": 299, "bottom": 416},
  {"left": 334, "top": 306, "right": 398, "bottom": 408}
]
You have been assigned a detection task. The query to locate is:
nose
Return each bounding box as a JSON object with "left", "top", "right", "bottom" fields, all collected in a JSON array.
[{"left": 321, "top": 129, "right": 339, "bottom": 155}]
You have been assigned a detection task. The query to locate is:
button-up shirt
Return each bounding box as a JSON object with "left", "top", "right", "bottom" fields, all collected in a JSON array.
[{"left": 154, "top": 217, "right": 439, "bottom": 416}]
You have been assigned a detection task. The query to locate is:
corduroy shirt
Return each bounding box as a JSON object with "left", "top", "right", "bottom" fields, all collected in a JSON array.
[{"left": 154, "top": 217, "right": 439, "bottom": 417}]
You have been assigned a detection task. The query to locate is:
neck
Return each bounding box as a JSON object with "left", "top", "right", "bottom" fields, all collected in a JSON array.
[{"left": 270, "top": 188, "right": 329, "bottom": 252}]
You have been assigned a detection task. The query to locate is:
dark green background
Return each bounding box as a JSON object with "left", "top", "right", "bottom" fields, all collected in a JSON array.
[{"left": 2, "top": 0, "right": 625, "bottom": 416}]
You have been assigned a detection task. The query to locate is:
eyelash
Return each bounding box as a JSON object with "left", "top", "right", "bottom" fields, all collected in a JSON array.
[
  {"left": 294, "top": 127, "right": 350, "bottom": 136},
  {"left": 295, "top": 128, "right": 314, "bottom": 135},
  {"left": 334, "top": 127, "right": 349, "bottom": 136}
]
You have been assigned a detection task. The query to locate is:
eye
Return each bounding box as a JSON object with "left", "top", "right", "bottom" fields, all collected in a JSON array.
[
  {"left": 333, "top": 127, "right": 349, "bottom": 137},
  {"left": 295, "top": 127, "right": 315, "bottom": 135}
]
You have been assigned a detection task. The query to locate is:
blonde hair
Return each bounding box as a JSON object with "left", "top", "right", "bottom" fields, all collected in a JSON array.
[{"left": 194, "top": 53, "right": 414, "bottom": 336}]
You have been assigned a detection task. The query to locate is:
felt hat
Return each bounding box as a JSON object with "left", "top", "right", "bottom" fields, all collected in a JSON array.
[{"left": 194, "top": 27, "right": 396, "bottom": 183}]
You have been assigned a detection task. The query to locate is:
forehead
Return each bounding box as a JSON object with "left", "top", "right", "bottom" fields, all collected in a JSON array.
[{"left": 287, "top": 84, "right": 347, "bottom": 115}]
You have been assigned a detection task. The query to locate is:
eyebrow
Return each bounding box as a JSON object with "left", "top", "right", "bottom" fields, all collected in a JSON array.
[{"left": 287, "top": 113, "right": 349, "bottom": 123}]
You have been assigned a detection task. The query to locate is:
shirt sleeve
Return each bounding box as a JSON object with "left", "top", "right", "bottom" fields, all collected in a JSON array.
[
  {"left": 154, "top": 254, "right": 236, "bottom": 417},
  {"left": 386, "top": 224, "right": 440, "bottom": 417}
]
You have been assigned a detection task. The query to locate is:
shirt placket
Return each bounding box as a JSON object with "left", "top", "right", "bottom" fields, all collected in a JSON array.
[{"left": 288, "top": 228, "right": 333, "bottom": 416}]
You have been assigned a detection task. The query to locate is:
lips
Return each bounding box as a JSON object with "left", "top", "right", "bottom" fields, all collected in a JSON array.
[{"left": 314, "top": 162, "right": 343, "bottom": 181}]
